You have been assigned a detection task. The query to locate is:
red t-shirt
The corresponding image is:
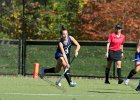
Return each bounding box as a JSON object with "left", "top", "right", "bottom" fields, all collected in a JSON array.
[{"left": 108, "top": 32, "right": 125, "bottom": 51}]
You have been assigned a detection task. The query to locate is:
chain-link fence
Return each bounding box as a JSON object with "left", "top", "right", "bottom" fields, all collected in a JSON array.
[
  {"left": 0, "top": 0, "right": 22, "bottom": 75},
  {"left": 25, "top": 41, "right": 140, "bottom": 78},
  {"left": 0, "top": 40, "right": 20, "bottom": 75},
  {"left": 0, "top": 40, "right": 140, "bottom": 78}
]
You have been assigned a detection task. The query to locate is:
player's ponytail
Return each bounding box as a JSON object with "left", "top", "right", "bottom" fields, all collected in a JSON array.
[{"left": 60, "top": 25, "right": 67, "bottom": 34}]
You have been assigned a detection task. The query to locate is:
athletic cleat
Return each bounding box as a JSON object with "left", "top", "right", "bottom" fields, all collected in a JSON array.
[
  {"left": 135, "top": 86, "right": 140, "bottom": 91},
  {"left": 118, "top": 79, "right": 123, "bottom": 84},
  {"left": 105, "top": 80, "right": 110, "bottom": 84},
  {"left": 69, "top": 81, "right": 76, "bottom": 87},
  {"left": 135, "top": 87, "right": 140, "bottom": 91},
  {"left": 124, "top": 79, "right": 130, "bottom": 85},
  {"left": 40, "top": 67, "right": 45, "bottom": 79}
]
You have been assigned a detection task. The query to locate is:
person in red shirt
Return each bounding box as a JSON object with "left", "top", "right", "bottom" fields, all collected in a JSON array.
[{"left": 105, "top": 24, "right": 125, "bottom": 84}]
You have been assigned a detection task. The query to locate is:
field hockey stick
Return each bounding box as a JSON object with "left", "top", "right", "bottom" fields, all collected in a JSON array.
[
  {"left": 43, "top": 77, "right": 66, "bottom": 92},
  {"left": 55, "top": 68, "right": 69, "bottom": 85},
  {"left": 131, "top": 58, "right": 140, "bottom": 62},
  {"left": 70, "top": 56, "right": 76, "bottom": 64},
  {"left": 56, "top": 56, "right": 76, "bottom": 85}
]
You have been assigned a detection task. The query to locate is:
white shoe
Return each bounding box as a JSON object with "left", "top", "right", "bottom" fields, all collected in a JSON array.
[
  {"left": 124, "top": 79, "right": 130, "bottom": 85},
  {"left": 69, "top": 81, "right": 76, "bottom": 87},
  {"left": 40, "top": 67, "right": 45, "bottom": 79}
]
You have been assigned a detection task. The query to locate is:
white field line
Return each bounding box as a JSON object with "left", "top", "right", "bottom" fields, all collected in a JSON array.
[{"left": 0, "top": 92, "right": 95, "bottom": 97}]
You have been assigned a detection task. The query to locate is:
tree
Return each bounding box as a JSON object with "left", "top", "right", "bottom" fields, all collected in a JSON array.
[{"left": 79, "top": 0, "right": 140, "bottom": 41}]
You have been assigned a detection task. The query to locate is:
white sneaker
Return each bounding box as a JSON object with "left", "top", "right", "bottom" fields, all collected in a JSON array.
[
  {"left": 124, "top": 79, "right": 130, "bottom": 85},
  {"left": 69, "top": 81, "right": 76, "bottom": 87},
  {"left": 40, "top": 67, "right": 45, "bottom": 79}
]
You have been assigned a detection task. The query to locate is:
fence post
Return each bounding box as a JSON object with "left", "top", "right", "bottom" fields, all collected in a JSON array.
[
  {"left": 21, "top": 0, "right": 26, "bottom": 76},
  {"left": 18, "top": 38, "right": 21, "bottom": 75}
]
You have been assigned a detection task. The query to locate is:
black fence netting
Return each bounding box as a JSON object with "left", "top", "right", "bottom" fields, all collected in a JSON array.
[
  {"left": 0, "top": 40, "right": 19, "bottom": 74},
  {"left": 25, "top": 41, "right": 140, "bottom": 78},
  {"left": 0, "top": 40, "right": 140, "bottom": 79}
]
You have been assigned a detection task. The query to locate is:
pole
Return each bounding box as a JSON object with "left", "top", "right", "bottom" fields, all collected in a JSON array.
[
  {"left": 18, "top": 38, "right": 21, "bottom": 75},
  {"left": 21, "top": 0, "right": 26, "bottom": 76}
]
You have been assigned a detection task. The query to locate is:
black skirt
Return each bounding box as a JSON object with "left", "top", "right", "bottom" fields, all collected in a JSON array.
[{"left": 107, "top": 50, "right": 122, "bottom": 61}]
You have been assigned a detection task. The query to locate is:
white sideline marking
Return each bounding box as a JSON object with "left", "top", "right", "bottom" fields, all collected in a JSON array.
[{"left": 0, "top": 92, "right": 95, "bottom": 97}]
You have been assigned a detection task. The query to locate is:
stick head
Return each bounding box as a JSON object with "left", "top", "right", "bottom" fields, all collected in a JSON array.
[{"left": 56, "top": 81, "right": 62, "bottom": 87}]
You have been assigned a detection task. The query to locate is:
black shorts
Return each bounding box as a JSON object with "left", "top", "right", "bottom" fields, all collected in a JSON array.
[
  {"left": 107, "top": 50, "right": 122, "bottom": 61},
  {"left": 55, "top": 53, "right": 70, "bottom": 61}
]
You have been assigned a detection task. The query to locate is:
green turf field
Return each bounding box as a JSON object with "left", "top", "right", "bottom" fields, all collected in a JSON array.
[{"left": 0, "top": 76, "right": 139, "bottom": 100}]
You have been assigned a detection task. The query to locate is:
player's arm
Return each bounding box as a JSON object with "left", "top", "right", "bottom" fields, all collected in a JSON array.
[
  {"left": 106, "top": 42, "right": 110, "bottom": 58},
  {"left": 106, "top": 34, "right": 111, "bottom": 58},
  {"left": 120, "top": 44, "right": 124, "bottom": 53},
  {"left": 70, "top": 36, "right": 80, "bottom": 57},
  {"left": 136, "top": 39, "right": 140, "bottom": 53},
  {"left": 58, "top": 42, "right": 69, "bottom": 67},
  {"left": 120, "top": 44, "right": 124, "bottom": 58},
  {"left": 121, "top": 36, "right": 125, "bottom": 57}
]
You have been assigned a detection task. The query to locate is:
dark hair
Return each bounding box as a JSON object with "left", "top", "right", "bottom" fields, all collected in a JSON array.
[
  {"left": 60, "top": 25, "right": 67, "bottom": 34},
  {"left": 115, "top": 24, "right": 122, "bottom": 29}
]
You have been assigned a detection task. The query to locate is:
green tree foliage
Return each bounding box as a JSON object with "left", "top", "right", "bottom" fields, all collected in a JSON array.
[
  {"left": 0, "top": 0, "right": 22, "bottom": 39},
  {"left": 0, "top": 0, "right": 139, "bottom": 41},
  {"left": 0, "top": 0, "right": 84, "bottom": 40},
  {"left": 79, "top": 0, "right": 140, "bottom": 41}
]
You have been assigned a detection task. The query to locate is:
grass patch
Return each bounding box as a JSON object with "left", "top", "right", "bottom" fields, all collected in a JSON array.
[{"left": 0, "top": 76, "right": 139, "bottom": 100}]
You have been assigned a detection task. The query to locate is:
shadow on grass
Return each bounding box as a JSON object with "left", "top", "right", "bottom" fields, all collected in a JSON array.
[
  {"left": 102, "top": 88, "right": 134, "bottom": 91},
  {"left": 88, "top": 90, "right": 139, "bottom": 94},
  {"left": 88, "top": 90, "right": 118, "bottom": 94}
]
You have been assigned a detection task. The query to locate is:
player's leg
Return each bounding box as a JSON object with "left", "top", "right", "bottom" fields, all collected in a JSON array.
[
  {"left": 40, "top": 59, "right": 62, "bottom": 79},
  {"left": 44, "top": 58, "right": 62, "bottom": 73},
  {"left": 124, "top": 63, "right": 140, "bottom": 85},
  {"left": 135, "top": 80, "right": 140, "bottom": 91},
  {"left": 116, "top": 61, "right": 123, "bottom": 84},
  {"left": 124, "top": 68, "right": 136, "bottom": 85},
  {"left": 60, "top": 57, "right": 76, "bottom": 87},
  {"left": 105, "top": 61, "right": 112, "bottom": 84}
]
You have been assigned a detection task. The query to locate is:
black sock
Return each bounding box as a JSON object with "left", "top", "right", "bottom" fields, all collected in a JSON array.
[
  {"left": 44, "top": 67, "right": 55, "bottom": 73},
  {"left": 138, "top": 80, "right": 140, "bottom": 87},
  {"left": 117, "top": 68, "right": 122, "bottom": 80},
  {"left": 127, "top": 69, "right": 137, "bottom": 79},
  {"left": 105, "top": 68, "right": 110, "bottom": 81},
  {"left": 64, "top": 70, "right": 72, "bottom": 85}
]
